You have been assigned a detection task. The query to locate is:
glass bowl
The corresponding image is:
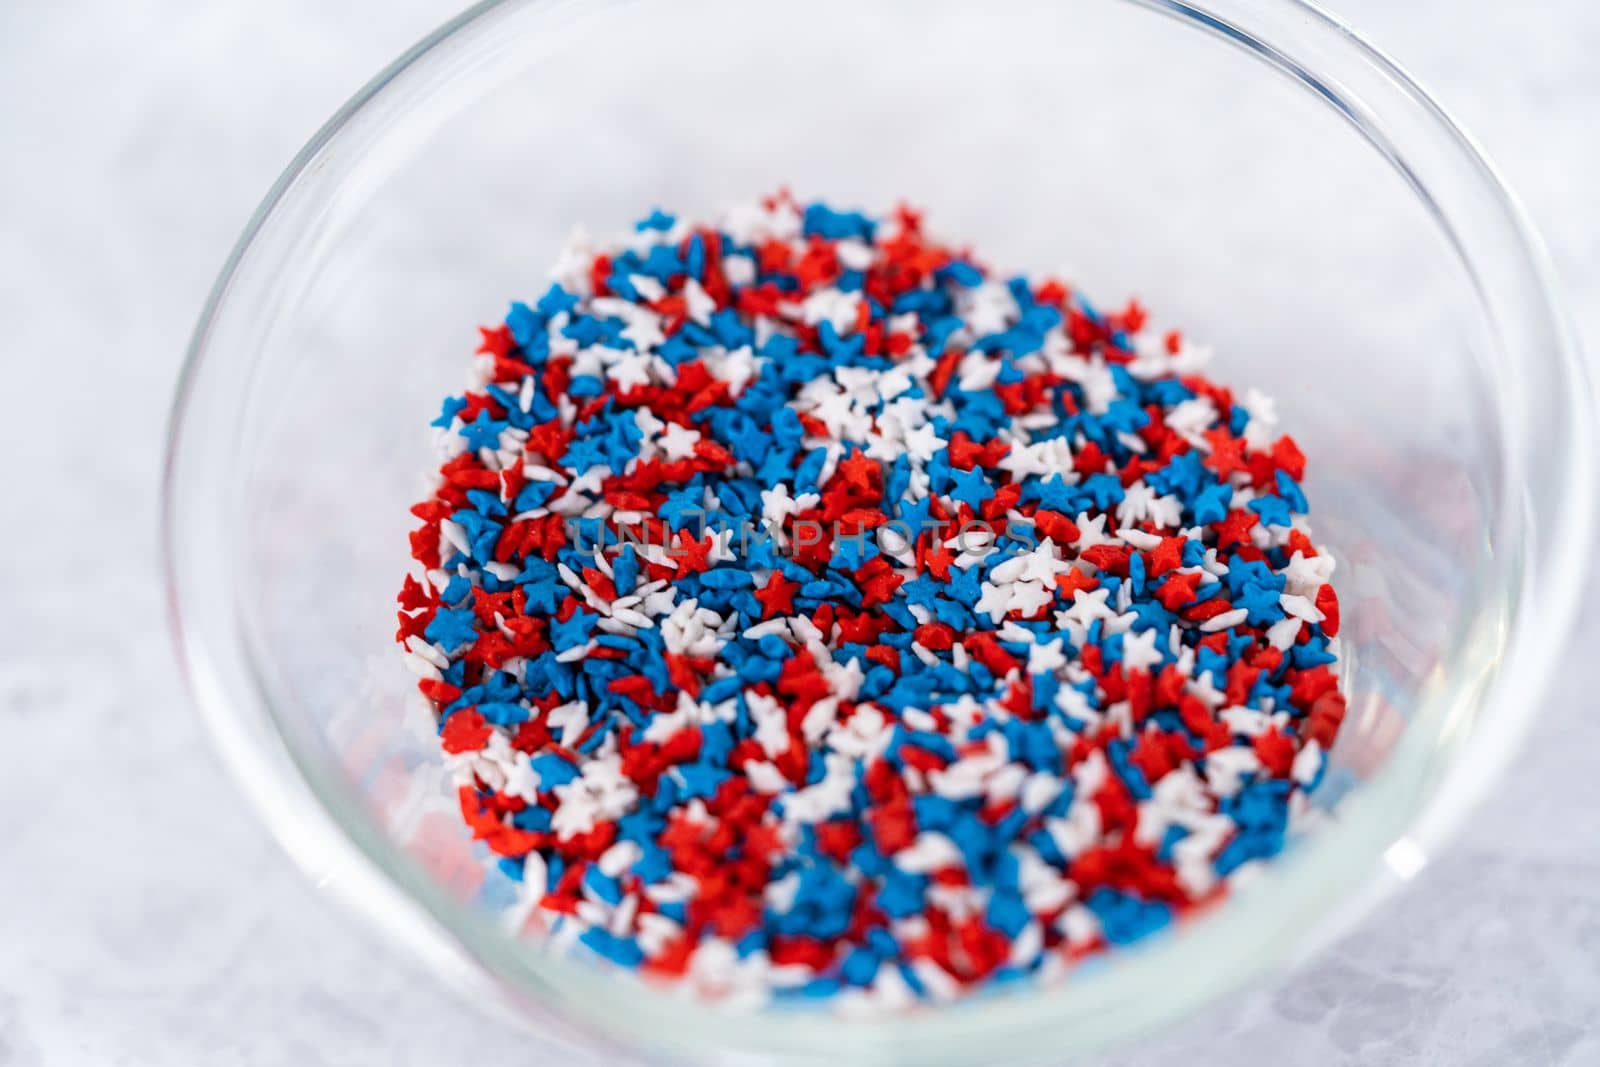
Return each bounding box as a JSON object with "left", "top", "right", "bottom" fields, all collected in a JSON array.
[{"left": 163, "top": 0, "right": 1596, "bottom": 1062}]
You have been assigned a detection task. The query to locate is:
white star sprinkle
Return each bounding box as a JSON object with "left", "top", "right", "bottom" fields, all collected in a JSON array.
[
  {"left": 975, "top": 581, "right": 1014, "bottom": 624},
  {"left": 658, "top": 421, "right": 702, "bottom": 462},
  {"left": 904, "top": 422, "right": 944, "bottom": 463},
  {"left": 1027, "top": 638, "right": 1069, "bottom": 675},
  {"left": 1120, "top": 629, "right": 1164, "bottom": 674},
  {"left": 1059, "top": 587, "right": 1114, "bottom": 629},
  {"left": 607, "top": 351, "right": 654, "bottom": 392},
  {"left": 1007, "top": 580, "right": 1054, "bottom": 618},
  {"left": 1072, "top": 512, "right": 1114, "bottom": 551}
]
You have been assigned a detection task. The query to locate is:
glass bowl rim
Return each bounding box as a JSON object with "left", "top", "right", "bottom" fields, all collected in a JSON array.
[{"left": 162, "top": 0, "right": 1598, "bottom": 1060}]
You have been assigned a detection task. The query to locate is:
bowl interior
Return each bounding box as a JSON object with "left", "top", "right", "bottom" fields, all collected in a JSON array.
[{"left": 186, "top": 0, "right": 1520, "bottom": 1061}]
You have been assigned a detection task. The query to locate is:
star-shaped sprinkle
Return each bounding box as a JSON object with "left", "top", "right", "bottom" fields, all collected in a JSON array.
[
  {"left": 460, "top": 409, "right": 508, "bottom": 452},
  {"left": 1059, "top": 587, "right": 1114, "bottom": 629},
  {"left": 904, "top": 422, "right": 944, "bottom": 463},
  {"left": 976, "top": 580, "right": 1013, "bottom": 624},
  {"left": 607, "top": 352, "right": 654, "bottom": 392},
  {"left": 1007, "top": 580, "right": 1054, "bottom": 618},
  {"left": 658, "top": 421, "right": 703, "bottom": 462},
  {"left": 1120, "top": 628, "right": 1165, "bottom": 674},
  {"left": 755, "top": 572, "right": 800, "bottom": 618}
]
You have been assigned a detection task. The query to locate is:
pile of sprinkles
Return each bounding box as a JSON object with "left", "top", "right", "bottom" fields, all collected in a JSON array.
[{"left": 396, "top": 194, "right": 1348, "bottom": 1008}]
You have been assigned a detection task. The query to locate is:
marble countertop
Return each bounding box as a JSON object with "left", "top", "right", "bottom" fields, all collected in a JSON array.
[{"left": 3, "top": 1, "right": 1597, "bottom": 1063}]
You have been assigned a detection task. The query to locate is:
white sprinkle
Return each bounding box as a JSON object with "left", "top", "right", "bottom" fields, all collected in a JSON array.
[{"left": 1200, "top": 607, "right": 1249, "bottom": 633}]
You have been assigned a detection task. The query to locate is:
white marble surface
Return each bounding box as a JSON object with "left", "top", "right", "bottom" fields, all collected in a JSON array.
[{"left": 3, "top": 1, "right": 1599, "bottom": 1063}]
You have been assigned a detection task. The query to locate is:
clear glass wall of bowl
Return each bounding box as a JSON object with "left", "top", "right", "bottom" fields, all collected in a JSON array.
[{"left": 164, "top": 0, "right": 1594, "bottom": 1063}]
